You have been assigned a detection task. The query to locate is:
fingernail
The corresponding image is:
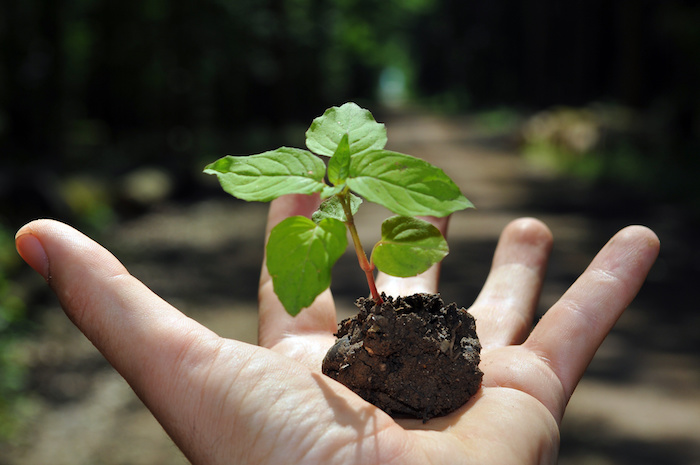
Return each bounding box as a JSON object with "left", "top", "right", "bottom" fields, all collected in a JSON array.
[{"left": 16, "top": 233, "right": 49, "bottom": 281}]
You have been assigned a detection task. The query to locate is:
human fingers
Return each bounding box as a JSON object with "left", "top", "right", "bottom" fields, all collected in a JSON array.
[
  {"left": 15, "top": 220, "right": 414, "bottom": 465},
  {"left": 374, "top": 215, "right": 450, "bottom": 297},
  {"left": 15, "top": 219, "right": 233, "bottom": 457},
  {"left": 469, "top": 218, "right": 553, "bottom": 349},
  {"left": 258, "top": 194, "right": 339, "bottom": 349},
  {"left": 15, "top": 220, "right": 220, "bottom": 380},
  {"left": 524, "top": 225, "right": 659, "bottom": 419}
]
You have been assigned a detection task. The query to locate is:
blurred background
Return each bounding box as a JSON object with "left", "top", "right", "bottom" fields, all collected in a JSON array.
[{"left": 1, "top": 1, "right": 699, "bottom": 463}]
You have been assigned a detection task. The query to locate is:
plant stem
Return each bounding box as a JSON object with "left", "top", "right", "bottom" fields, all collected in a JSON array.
[{"left": 339, "top": 192, "right": 383, "bottom": 304}]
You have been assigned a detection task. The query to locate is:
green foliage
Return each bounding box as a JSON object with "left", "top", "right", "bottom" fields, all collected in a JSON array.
[
  {"left": 312, "top": 194, "right": 362, "bottom": 223},
  {"left": 204, "top": 147, "right": 327, "bottom": 201},
  {"left": 371, "top": 216, "right": 448, "bottom": 277},
  {"left": 327, "top": 133, "right": 352, "bottom": 186},
  {"left": 305, "top": 104, "right": 387, "bottom": 157},
  {"left": 347, "top": 150, "right": 472, "bottom": 217},
  {"left": 205, "top": 102, "right": 472, "bottom": 315},
  {"left": 266, "top": 216, "right": 348, "bottom": 316}
]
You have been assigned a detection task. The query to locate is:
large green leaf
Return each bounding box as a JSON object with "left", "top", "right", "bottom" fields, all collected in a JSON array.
[
  {"left": 312, "top": 193, "right": 362, "bottom": 223},
  {"left": 371, "top": 216, "right": 448, "bottom": 277},
  {"left": 305, "top": 102, "right": 387, "bottom": 157},
  {"left": 347, "top": 150, "right": 473, "bottom": 217},
  {"left": 204, "top": 147, "right": 326, "bottom": 202},
  {"left": 266, "top": 216, "right": 348, "bottom": 316}
]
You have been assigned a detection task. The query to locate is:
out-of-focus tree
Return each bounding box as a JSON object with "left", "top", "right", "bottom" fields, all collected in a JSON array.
[
  {"left": 0, "top": 0, "right": 437, "bottom": 223},
  {"left": 0, "top": 0, "right": 435, "bottom": 171},
  {"left": 1, "top": 0, "right": 698, "bottom": 220},
  {"left": 413, "top": 0, "right": 699, "bottom": 206}
]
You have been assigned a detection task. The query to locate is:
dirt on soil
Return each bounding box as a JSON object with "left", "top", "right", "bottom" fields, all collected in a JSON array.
[{"left": 322, "top": 293, "right": 482, "bottom": 421}]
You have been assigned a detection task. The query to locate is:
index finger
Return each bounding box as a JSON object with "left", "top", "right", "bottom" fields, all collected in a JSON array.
[{"left": 258, "top": 194, "right": 339, "bottom": 348}]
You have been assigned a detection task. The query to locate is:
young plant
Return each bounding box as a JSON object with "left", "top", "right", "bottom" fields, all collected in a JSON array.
[{"left": 204, "top": 102, "right": 473, "bottom": 316}]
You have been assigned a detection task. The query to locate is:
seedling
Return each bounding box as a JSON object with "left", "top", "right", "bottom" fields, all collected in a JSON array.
[
  {"left": 205, "top": 103, "right": 482, "bottom": 419},
  {"left": 204, "top": 102, "right": 473, "bottom": 316}
]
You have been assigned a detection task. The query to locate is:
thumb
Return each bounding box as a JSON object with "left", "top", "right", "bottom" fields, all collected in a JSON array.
[
  {"left": 14, "top": 220, "right": 222, "bottom": 433},
  {"left": 15, "top": 219, "right": 217, "bottom": 374}
]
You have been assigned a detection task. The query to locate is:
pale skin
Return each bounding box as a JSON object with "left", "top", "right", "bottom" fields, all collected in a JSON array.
[{"left": 15, "top": 193, "right": 659, "bottom": 465}]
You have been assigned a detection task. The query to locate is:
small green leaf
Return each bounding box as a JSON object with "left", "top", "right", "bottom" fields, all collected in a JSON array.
[
  {"left": 371, "top": 216, "right": 448, "bottom": 277},
  {"left": 327, "top": 133, "right": 351, "bottom": 185},
  {"left": 347, "top": 150, "right": 473, "bottom": 217},
  {"left": 305, "top": 102, "right": 387, "bottom": 157},
  {"left": 204, "top": 147, "right": 326, "bottom": 202},
  {"left": 312, "top": 193, "right": 363, "bottom": 223},
  {"left": 266, "top": 216, "right": 348, "bottom": 316},
  {"left": 321, "top": 185, "right": 344, "bottom": 199}
]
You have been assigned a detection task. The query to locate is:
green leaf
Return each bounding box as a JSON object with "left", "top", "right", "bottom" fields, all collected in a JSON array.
[
  {"left": 266, "top": 216, "right": 348, "bottom": 316},
  {"left": 347, "top": 150, "right": 473, "bottom": 217},
  {"left": 312, "top": 193, "right": 362, "bottom": 223},
  {"left": 305, "top": 102, "right": 387, "bottom": 157},
  {"left": 320, "top": 185, "right": 344, "bottom": 199},
  {"left": 204, "top": 147, "right": 327, "bottom": 202},
  {"left": 371, "top": 216, "right": 448, "bottom": 278},
  {"left": 327, "top": 133, "right": 351, "bottom": 185}
]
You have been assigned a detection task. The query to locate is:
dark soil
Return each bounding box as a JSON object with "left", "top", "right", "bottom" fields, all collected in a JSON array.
[{"left": 322, "top": 293, "right": 483, "bottom": 421}]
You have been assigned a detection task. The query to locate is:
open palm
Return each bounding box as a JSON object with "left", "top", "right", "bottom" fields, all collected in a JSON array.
[{"left": 16, "top": 194, "right": 659, "bottom": 464}]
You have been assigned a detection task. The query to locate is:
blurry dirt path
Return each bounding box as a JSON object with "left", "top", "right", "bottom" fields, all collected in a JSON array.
[{"left": 3, "top": 109, "right": 699, "bottom": 465}]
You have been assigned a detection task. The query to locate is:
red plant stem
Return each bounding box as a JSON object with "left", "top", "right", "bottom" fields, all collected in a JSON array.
[{"left": 340, "top": 193, "right": 383, "bottom": 304}]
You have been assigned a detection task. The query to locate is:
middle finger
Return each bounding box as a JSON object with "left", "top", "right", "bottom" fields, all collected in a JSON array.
[{"left": 469, "top": 218, "right": 552, "bottom": 350}]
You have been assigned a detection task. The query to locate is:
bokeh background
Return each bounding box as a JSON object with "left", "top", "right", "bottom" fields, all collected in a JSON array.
[{"left": 1, "top": 1, "right": 699, "bottom": 464}]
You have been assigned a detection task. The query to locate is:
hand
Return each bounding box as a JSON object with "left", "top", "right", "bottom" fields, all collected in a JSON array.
[{"left": 15, "top": 194, "right": 659, "bottom": 465}]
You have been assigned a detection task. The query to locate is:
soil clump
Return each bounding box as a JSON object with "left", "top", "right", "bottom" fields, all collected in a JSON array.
[{"left": 322, "top": 293, "right": 482, "bottom": 421}]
